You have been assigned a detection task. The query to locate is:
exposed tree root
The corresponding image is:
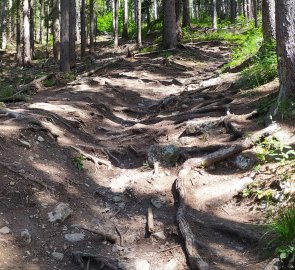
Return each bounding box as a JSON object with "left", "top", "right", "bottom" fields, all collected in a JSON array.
[
  {"left": 69, "top": 145, "right": 112, "bottom": 170},
  {"left": 0, "top": 161, "right": 55, "bottom": 191},
  {"left": 134, "top": 48, "right": 176, "bottom": 57},
  {"left": 175, "top": 123, "right": 280, "bottom": 269},
  {"left": 72, "top": 251, "right": 118, "bottom": 270},
  {"left": 73, "top": 225, "right": 117, "bottom": 244}
]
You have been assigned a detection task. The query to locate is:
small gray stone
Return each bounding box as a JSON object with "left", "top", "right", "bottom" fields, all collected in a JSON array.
[
  {"left": 21, "top": 229, "right": 32, "bottom": 244},
  {"left": 0, "top": 226, "right": 10, "bottom": 234},
  {"left": 234, "top": 154, "right": 253, "bottom": 170},
  {"left": 151, "top": 198, "right": 164, "bottom": 209},
  {"left": 152, "top": 231, "right": 166, "bottom": 240},
  {"left": 52, "top": 252, "right": 64, "bottom": 260},
  {"left": 37, "top": 136, "right": 44, "bottom": 142},
  {"left": 147, "top": 144, "right": 180, "bottom": 167},
  {"left": 134, "top": 259, "right": 151, "bottom": 270},
  {"left": 48, "top": 203, "right": 72, "bottom": 223},
  {"left": 18, "top": 139, "right": 31, "bottom": 149},
  {"left": 65, "top": 233, "right": 85, "bottom": 242}
]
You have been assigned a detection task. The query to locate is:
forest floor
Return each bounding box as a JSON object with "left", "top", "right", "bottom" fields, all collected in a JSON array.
[{"left": 0, "top": 36, "right": 294, "bottom": 270}]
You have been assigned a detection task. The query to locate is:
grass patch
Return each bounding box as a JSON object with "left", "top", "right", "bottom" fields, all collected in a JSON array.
[
  {"left": 235, "top": 41, "right": 277, "bottom": 89},
  {"left": 0, "top": 85, "right": 14, "bottom": 98}
]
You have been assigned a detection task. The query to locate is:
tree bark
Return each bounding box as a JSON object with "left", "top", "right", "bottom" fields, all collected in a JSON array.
[
  {"left": 23, "top": 0, "right": 32, "bottom": 65},
  {"left": 29, "top": 0, "right": 34, "bottom": 56},
  {"left": 175, "top": 0, "right": 182, "bottom": 41},
  {"left": 60, "top": 0, "right": 70, "bottom": 71},
  {"left": 80, "top": 0, "right": 86, "bottom": 57},
  {"left": 253, "top": 0, "right": 258, "bottom": 27},
  {"left": 122, "top": 0, "right": 129, "bottom": 38},
  {"left": 163, "top": 0, "right": 177, "bottom": 49},
  {"left": 52, "top": 0, "right": 60, "bottom": 61},
  {"left": 212, "top": 0, "right": 218, "bottom": 29},
  {"left": 69, "top": 0, "right": 76, "bottom": 68},
  {"left": 182, "top": 0, "right": 190, "bottom": 27},
  {"left": 262, "top": 0, "right": 275, "bottom": 41},
  {"left": 89, "top": 0, "right": 95, "bottom": 53},
  {"left": 275, "top": 0, "right": 295, "bottom": 102},
  {"left": 16, "top": 0, "right": 22, "bottom": 64},
  {"left": 39, "top": 0, "right": 44, "bottom": 44},
  {"left": 136, "top": 0, "right": 142, "bottom": 46},
  {"left": 113, "top": 0, "right": 119, "bottom": 47},
  {"left": 1, "top": 0, "right": 7, "bottom": 50}
]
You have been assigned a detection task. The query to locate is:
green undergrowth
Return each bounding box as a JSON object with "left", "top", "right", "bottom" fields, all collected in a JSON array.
[
  {"left": 235, "top": 41, "right": 277, "bottom": 89},
  {"left": 0, "top": 85, "right": 14, "bottom": 98}
]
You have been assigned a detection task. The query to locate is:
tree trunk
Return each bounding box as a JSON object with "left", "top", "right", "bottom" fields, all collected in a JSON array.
[
  {"left": 1, "top": 0, "right": 7, "bottom": 50},
  {"left": 89, "top": 0, "right": 95, "bottom": 53},
  {"left": 230, "top": 0, "right": 237, "bottom": 23},
  {"left": 69, "top": 0, "right": 76, "bottom": 68},
  {"left": 163, "top": 0, "right": 177, "bottom": 49},
  {"left": 81, "top": 0, "right": 86, "bottom": 57},
  {"left": 212, "top": 0, "right": 218, "bottom": 29},
  {"left": 39, "top": 0, "right": 44, "bottom": 44},
  {"left": 182, "top": 0, "right": 190, "bottom": 27},
  {"left": 275, "top": 0, "right": 295, "bottom": 102},
  {"left": 154, "top": 0, "right": 158, "bottom": 19},
  {"left": 52, "top": 0, "right": 60, "bottom": 61},
  {"left": 29, "top": 0, "right": 34, "bottom": 56},
  {"left": 60, "top": 0, "right": 70, "bottom": 71},
  {"left": 113, "top": 0, "right": 119, "bottom": 47},
  {"left": 76, "top": 0, "right": 81, "bottom": 42},
  {"left": 262, "top": 0, "right": 275, "bottom": 41},
  {"left": 175, "top": 0, "right": 182, "bottom": 41},
  {"left": 122, "top": 0, "right": 129, "bottom": 38},
  {"left": 16, "top": 0, "right": 22, "bottom": 64},
  {"left": 136, "top": 0, "right": 142, "bottom": 46},
  {"left": 23, "top": 0, "right": 31, "bottom": 65},
  {"left": 253, "top": 0, "right": 258, "bottom": 27}
]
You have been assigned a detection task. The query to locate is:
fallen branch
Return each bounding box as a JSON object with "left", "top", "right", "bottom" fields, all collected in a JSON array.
[
  {"left": 147, "top": 206, "right": 154, "bottom": 234},
  {"left": 80, "top": 58, "right": 123, "bottom": 77},
  {"left": 73, "top": 225, "right": 117, "bottom": 244},
  {"left": 134, "top": 48, "right": 176, "bottom": 57}
]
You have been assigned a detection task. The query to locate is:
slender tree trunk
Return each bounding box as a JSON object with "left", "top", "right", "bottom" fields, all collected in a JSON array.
[
  {"left": 275, "top": 0, "right": 295, "bottom": 103},
  {"left": 262, "top": 0, "right": 275, "bottom": 41},
  {"left": 175, "top": 0, "right": 182, "bottom": 41},
  {"left": 39, "top": 0, "right": 44, "bottom": 44},
  {"left": 163, "top": 0, "right": 177, "bottom": 49},
  {"left": 29, "top": 0, "right": 34, "bottom": 56},
  {"left": 122, "top": 0, "right": 129, "bottom": 38},
  {"left": 253, "top": 0, "right": 258, "bottom": 27},
  {"left": 113, "top": 0, "right": 119, "bottom": 47},
  {"left": 23, "top": 0, "right": 31, "bottom": 65},
  {"left": 45, "top": 0, "right": 49, "bottom": 52},
  {"left": 16, "top": 0, "right": 22, "bottom": 64},
  {"left": 230, "top": 0, "right": 237, "bottom": 22},
  {"left": 212, "top": 0, "right": 218, "bottom": 29},
  {"left": 154, "top": 0, "right": 158, "bottom": 19},
  {"left": 69, "top": 0, "right": 76, "bottom": 67},
  {"left": 81, "top": 0, "right": 86, "bottom": 57},
  {"left": 76, "top": 0, "right": 81, "bottom": 42},
  {"left": 182, "top": 0, "right": 190, "bottom": 27},
  {"left": 1, "top": 0, "right": 7, "bottom": 50},
  {"left": 52, "top": 0, "right": 60, "bottom": 61},
  {"left": 89, "top": 0, "right": 95, "bottom": 53},
  {"left": 136, "top": 0, "right": 142, "bottom": 46},
  {"left": 60, "top": 0, "right": 70, "bottom": 71}
]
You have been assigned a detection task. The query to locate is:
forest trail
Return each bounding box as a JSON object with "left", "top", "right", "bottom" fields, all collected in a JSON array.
[{"left": 0, "top": 41, "right": 290, "bottom": 270}]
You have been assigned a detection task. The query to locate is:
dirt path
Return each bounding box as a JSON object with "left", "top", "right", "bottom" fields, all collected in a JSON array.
[{"left": 0, "top": 42, "right": 280, "bottom": 270}]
